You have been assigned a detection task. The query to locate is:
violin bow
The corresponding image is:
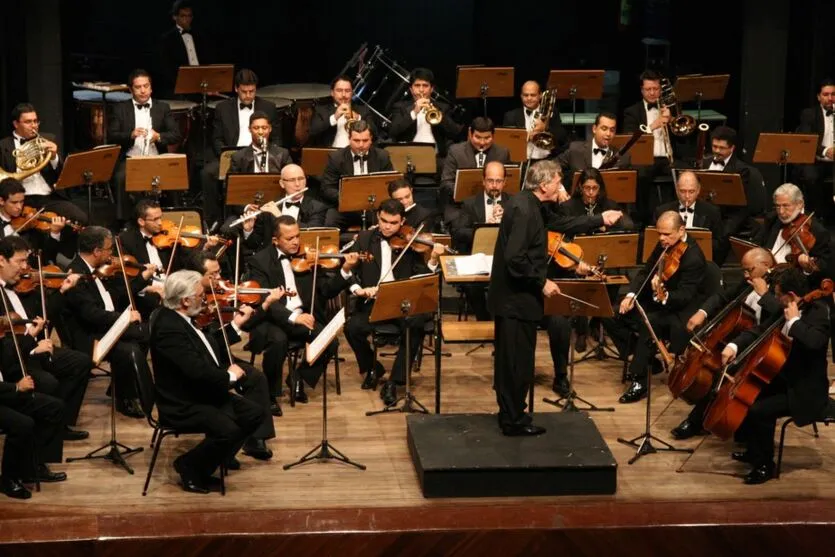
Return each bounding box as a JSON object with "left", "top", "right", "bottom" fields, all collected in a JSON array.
[
  {"left": 35, "top": 253, "right": 51, "bottom": 357},
  {"left": 207, "top": 279, "right": 235, "bottom": 365},
  {"left": 0, "top": 288, "right": 31, "bottom": 389},
  {"left": 11, "top": 207, "right": 46, "bottom": 235},
  {"left": 114, "top": 237, "right": 137, "bottom": 311},
  {"left": 375, "top": 222, "right": 426, "bottom": 289},
  {"left": 309, "top": 237, "right": 320, "bottom": 322},
  {"left": 164, "top": 216, "right": 185, "bottom": 278},
  {"left": 632, "top": 245, "right": 669, "bottom": 301},
  {"left": 233, "top": 236, "right": 241, "bottom": 308}
]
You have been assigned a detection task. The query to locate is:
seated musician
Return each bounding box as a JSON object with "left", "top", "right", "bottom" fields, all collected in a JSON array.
[
  {"left": 109, "top": 69, "right": 182, "bottom": 224},
  {"left": 388, "top": 178, "right": 436, "bottom": 231},
  {"left": 150, "top": 270, "right": 269, "bottom": 494},
  {"left": 200, "top": 69, "right": 280, "bottom": 226},
  {"left": 309, "top": 75, "right": 377, "bottom": 148},
  {"left": 698, "top": 125, "right": 766, "bottom": 246},
  {"left": 62, "top": 226, "right": 157, "bottom": 418},
  {"left": 502, "top": 80, "right": 568, "bottom": 159},
  {"left": 0, "top": 103, "right": 88, "bottom": 226},
  {"left": 719, "top": 267, "right": 830, "bottom": 484},
  {"left": 559, "top": 168, "right": 635, "bottom": 232},
  {"left": 794, "top": 78, "right": 834, "bottom": 223},
  {"left": 673, "top": 247, "right": 780, "bottom": 440},
  {"left": 603, "top": 211, "right": 706, "bottom": 403},
  {"left": 320, "top": 120, "right": 394, "bottom": 231},
  {"left": 339, "top": 199, "right": 445, "bottom": 407},
  {"left": 0, "top": 368, "right": 65, "bottom": 499},
  {"left": 0, "top": 179, "right": 72, "bottom": 263},
  {"left": 557, "top": 112, "right": 631, "bottom": 175},
  {"left": 653, "top": 170, "right": 725, "bottom": 262},
  {"left": 229, "top": 111, "right": 292, "bottom": 175},
  {"left": 157, "top": 0, "right": 211, "bottom": 97},
  {"left": 439, "top": 117, "right": 510, "bottom": 228},
  {"left": 388, "top": 67, "right": 464, "bottom": 157},
  {"left": 246, "top": 216, "right": 344, "bottom": 413},
  {"left": 0, "top": 236, "right": 93, "bottom": 444}
]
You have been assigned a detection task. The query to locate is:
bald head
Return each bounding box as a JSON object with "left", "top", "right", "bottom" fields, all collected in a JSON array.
[
  {"left": 676, "top": 171, "right": 701, "bottom": 207},
  {"left": 521, "top": 81, "right": 542, "bottom": 110},
  {"left": 740, "top": 247, "right": 776, "bottom": 279},
  {"left": 657, "top": 210, "right": 684, "bottom": 230},
  {"left": 656, "top": 210, "right": 686, "bottom": 248},
  {"left": 280, "top": 164, "right": 306, "bottom": 195},
  {"left": 482, "top": 160, "right": 507, "bottom": 197}
]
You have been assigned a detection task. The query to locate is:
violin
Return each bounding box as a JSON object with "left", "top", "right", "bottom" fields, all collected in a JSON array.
[
  {"left": 95, "top": 255, "right": 146, "bottom": 279},
  {"left": 0, "top": 312, "right": 33, "bottom": 337},
  {"left": 651, "top": 240, "right": 688, "bottom": 301},
  {"left": 11, "top": 206, "right": 83, "bottom": 234},
  {"left": 546, "top": 231, "right": 605, "bottom": 279},
  {"left": 193, "top": 294, "right": 241, "bottom": 329},
  {"left": 216, "top": 279, "right": 297, "bottom": 305},
  {"left": 152, "top": 220, "right": 231, "bottom": 249},
  {"left": 389, "top": 225, "right": 457, "bottom": 254},
  {"left": 289, "top": 244, "right": 373, "bottom": 273},
  {"left": 780, "top": 213, "right": 817, "bottom": 270},
  {"left": 14, "top": 265, "right": 86, "bottom": 294}
]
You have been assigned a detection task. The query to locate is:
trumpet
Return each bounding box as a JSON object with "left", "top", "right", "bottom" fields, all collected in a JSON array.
[
  {"left": 344, "top": 101, "right": 357, "bottom": 132},
  {"left": 422, "top": 95, "right": 443, "bottom": 125}
]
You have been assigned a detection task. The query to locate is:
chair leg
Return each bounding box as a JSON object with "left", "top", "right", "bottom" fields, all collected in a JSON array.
[
  {"left": 219, "top": 461, "right": 226, "bottom": 496},
  {"left": 150, "top": 427, "right": 160, "bottom": 448},
  {"left": 813, "top": 422, "right": 820, "bottom": 438},
  {"left": 776, "top": 418, "right": 795, "bottom": 479},
  {"left": 288, "top": 352, "right": 297, "bottom": 408},
  {"left": 142, "top": 428, "right": 165, "bottom": 496},
  {"left": 333, "top": 352, "right": 342, "bottom": 395}
]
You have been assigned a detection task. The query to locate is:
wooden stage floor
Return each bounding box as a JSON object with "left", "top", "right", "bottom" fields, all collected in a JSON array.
[{"left": 3, "top": 323, "right": 835, "bottom": 555}]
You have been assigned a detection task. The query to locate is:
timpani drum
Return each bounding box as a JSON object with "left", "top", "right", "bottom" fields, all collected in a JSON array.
[
  {"left": 258, "top": 83, "right": 330, "bottom": 146},
  {"left": 158, "top": 99, "right": 198, "bottom": 153},
  {"left": 72, "top": 90, "right": 131, "bottom": 148}
]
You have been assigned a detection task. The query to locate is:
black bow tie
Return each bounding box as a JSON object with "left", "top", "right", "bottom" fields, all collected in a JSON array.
[
  {"left": 17, "top": 137, "right": 30, "bottom": 145},
  {"left": 135, "top": 103, "right": 149, "bottom": 110},
  {"left": 143, "top": 235, "right": 154, "bottom": 244},
  {"left": 180, "top": 29, "right": 191, "bottom": 36},
  {"left": 593, "top": 147, "right": 607, "bottom": 155},
  {"left": 486, "top": 197, "right": 497, "bottom": 205},
  {"left": 525, "top": 108, "right": 534, "bottom": 117},
  {"left": 646, "top": 102, "right": 659, "bottom": 110},
  {"left": 826, "top": 109, "right": 834, "bottom": 117},
  {"left": 240, "top": 103, "right": 253, "bottom": 110},
  {"left": 353, "top": 154, "right": 367, "bottom": 162},
  {"left": 284, "top": 201, "right": 301, "bottom": 209},
  {"left": 277, "top": 252, "right": 291, "bottom": 261},
  {"left": 712, "top": 158, "right": 726, "bottom": 167},
  {"left": 679, "top": 206, "right": 694, "bottom": 214},
  {"left": 0, "top": 219, "right": 10, "bottom": 226}
]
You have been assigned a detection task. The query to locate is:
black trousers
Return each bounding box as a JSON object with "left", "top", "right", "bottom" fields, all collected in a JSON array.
[
  {"left": 740, "top": 390, "right": 791, "bottom": 467},
  {"left": 234, "top": 363, "right": 275, "bottom": 441},
  {"left": 0, "top": 391, "right": 64, "bottom": 478},
  {"left": 494, "top": 315, "right": 537, "bottom": 428},
  {"left": 463, "top": 284, "right": 491, "bottom": 322},
  {"left": 33, "top": 347, "right": 92, "bottom": 427},
  {"left": 542, "top": 315, "right": 571, "bottom": 379}
]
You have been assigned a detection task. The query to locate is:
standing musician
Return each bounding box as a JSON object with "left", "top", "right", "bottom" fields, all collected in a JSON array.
[
  {"left": 557, "top": 112, "right": 631, "bottom": 175},
  {"left": 339, "top": 199, "right": 444, "bottom": 407},
  {"left": 1, "top": 103, "right": 88, "bottom": 226},
  {"left": 62, "top": 227, "right": 157, "bottom": 419},
  {"left": 246, "top": 216, "right": 345, "bottom": 412},
  {"left": 673, "top": 247, "right": 780, "bottom": 440},
  {"left": 439, "top": 117, "right": 510, "bottom": 228},
  {"left": 488, "top": 160, "right": 564, "bottom": 436},
  {"left": 718, "top": 267, "right": 830, "bottom": 484},
  {"left": 0, "top": 179, "right": 73, "bottom": 263},
  {"left": 502, "top": 80, "right": 568, "bottom": 159},
  {"left": 388, "top": 68, "right": 464, "bottom": 157},
  {"left": 603, "top": 211, "right": 707, "bottom": 403},
  {"left": 0, "top": 236, "right": 93, "bottom": 443},
  {"left": 559, "top": 168, "right": 634, "bottom": 232},
  {"left": 309, "top": 75, "right": 377, "bottom": 148},
  {"left": 653, "top": 171, "right": 725, "bottom": 263},
  {"left": 320, "top": 120, "right": 394, "bottom": 231},
  {"left": 109, "top": 69, "right": 182, "bottom": 223},
  {"left": 795, "top": 78, "right": 835, "bottom": 223},
  {"left": 201, "top": 69, "right": 279, "bottom": 226},
  {"left": 157, "top": 0, "right": 211, "bottom": 97},
  {"left": 150, "top": 270, "right": 270, "bottom": 494}
]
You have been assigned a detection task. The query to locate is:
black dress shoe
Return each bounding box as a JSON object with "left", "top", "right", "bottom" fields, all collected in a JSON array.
[
  {"left": 173, "top": 457, "right": 210, "bottom": 494},
  {"left": 23, "top": 464, "right": 67, "bottom": 483},
  {"left": 731, "top": 451, "right": 755, "bottom": 464},
  {"left": 552, "top": 375, "right": 571, "bottom": 398},
  {"left": 270, "top": 400, "right": 283, "bottom": 417},
  {"left": 1, "top": 477, "right": 31, "bottom": 500},
  {"left": 203, "top": 475, "right": 223, "bottom": 492},
  {"left": 574, "top": 334, "right": 587, "bottom": 353},
  {"left": 116, "top": 398, "right": 144, "bottom": 419},
  {"left": 63, "top": 426, "right": 90, "bottom": 441},
  {"left": 380, "top": 381, "right": 398, "bottom": 407},
  {"left": 225, "top": 456, "right": 241, "bottom": 471},
  {"left": 293, "top": 383, "right": 308, "bottom": 404},
  {"left": 362, "top": 362, "right": 384, "bottom": 390},
  {"left": 618, "top": 380, "right": 647, "bottom": 404},
  {"left": 670, "top": 419, "right": 705, "bottom": 440},
  {"left": 501, "top": 424, "right": 547, "bottom": 437},
  {"left": 242, "top": 439, "right": 273, "bottom": 461},
  {"left": 743, "top": 463, "right": 775, "bottom": 485}
]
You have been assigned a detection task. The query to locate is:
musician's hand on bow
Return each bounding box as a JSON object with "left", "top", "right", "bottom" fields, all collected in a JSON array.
[
  {"left": 601, "top": 210, "right": 623, "bottom": 227},
  {"left": 748, "top": 276, "right": 769, "bottom": 296},
  {"left": 129, "top": 310, "right": 142, "bottom": 323},
  {"left": 296, "top": 313, "right": 316, "bottom": 330},
  {"left": 16, "top": 376, "right": 35, "bottom": 393},
  {"left": 33, "top": 339, "right": 53, "bottom": 355},
  {"left": 797, "top": 254, "right": 816, "bottom": 272},
  {"left": 341, "top": 252, "right": 360, "bottom": 272},
  {"left": 619, "top": 295, "right": 636, "bottom": 314},
  {"left": 262, "top": 287, "right": 287, "bottom": 310},
  {"left": 49, "top": 216, "right": 66, "bottom": 235},
  {"left": 233, "top": 304, "right": 255, "bottom": 327},
  {"left": 721, "top": 345, "right": 737, "bottom": 366},
  {"left": 228, "top": 364, "right": 246, "bottom": 381},
  {"left": 355, "top": 286, "right": 378, "bottom": 299},
  {"left": 59, "top": 273, "right": 81, "bottom": 294},
  {"left": 28, "top": 316, "right": 46, "bottom": 337},
  {"left": 784, "top": 300, "right": 800, "bottom": 321},
  {"left": 575, "top": 261, "right": 592, "bottom": 276},
  {"left": 686, "top": 311, "right": 706, "bottom": 332},
  {"left": 141, "top": 264, "right": 157, "bottom": 281},
  {"left": 542, "top": 279, "right": 560, "bottom": 298}
]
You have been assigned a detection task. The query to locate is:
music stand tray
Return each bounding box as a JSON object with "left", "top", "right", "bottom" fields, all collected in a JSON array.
[
  {"left": 385, "top": 143, "right": 437, "bottom": 174},
  {"left": 694, "top": 171, "right": 746, "bottom": 207},
  {"left": 125, "top": 154, "right": 188, "bottom": 195},
  {"left": 339, "top": 172, "right": 403, "bottom": 214},
  {"left": 455, "top": 66, "right": 515, "bottom": 115},
  {"left": 753, "top": 133, "right": 819, "bottom": 165},
  {"left": 673, "top": 74, "right": 730, "bottom": 103},
  {"left": 366, "top": 274, "right": 440, "bottom": 415},
  {"left": 225, "top": 173, "right": 284, "bottom": 206},
  {"left": 56, "top": 146, "right": 121, "bottom": 190},
  {"left": 493, "top": 128, "right": 528, "bottom": 162},
  {"left": 174, "top": 64, "right": 235, "bottom": 95},
  {"left": 642, "top": 226, "right": 713, "bottom": 262},
  {"left": 729, "top": 236, "right": 758, "bottom": 262},
  {"left": 611, "top": 134, "right": 654, "bottom": 166},
  {"left": 573, "top": 232, "right": 640, "bottom": 269},
  {"left": 571, "top": 170, "right": 637, "bottom": 204},
  {"left": 546, "top": 70, "right": 605, "bottom": 99},
  {"left": 453, "top": 166, "right": 521, "bottom": 203},
  {"left": 301, "top": 147, "right": 337, "bottom": 176}
]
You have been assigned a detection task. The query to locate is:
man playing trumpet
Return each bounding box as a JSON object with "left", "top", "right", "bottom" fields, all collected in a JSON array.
[{"left": 309, "top": 75, "right": 377, "bottom": 148}]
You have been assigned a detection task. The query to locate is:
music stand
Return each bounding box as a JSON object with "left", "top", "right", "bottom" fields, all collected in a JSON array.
[
  {"left": 546, "top": 70, "right": 605, "bottom": 136},
  {"left": 674, "top": 74, "right": 730, "bottom": 123},
  {"left": 339, "top": 172, "right": 403, "bottom": 229},
  {"left": 385, "top": 143, "right": 437, "bottom": 178},
  {"left": 753, "top": 133, "right": 819, "bottom": 184},
  {"left": 611, "top": 134, "right": 654, "bottom": 166},
  {"left": 301, "top": 147, "right": 337, "bottom": 176},
  {"left": 225, "top": 173, "right": 284, "bottom": 207},
  {"left": 455, "top": 66, "right": 515, "bottom": 116},
  {"left": 729, "top": 236, "right": 758, "bottom": 262},
  {"left": 571, "top": 170, "right": 637, "bottom": 204},
  {"left": 542, "top": 281, "right": 615, "bottom": 412},
  {"left": 299, "top": 227, "right": 340, "bottom": 247},
  {"left": 174, "top": 64, "right": 234, "bottom": 161},
  {"left": 453, "top": 166, "right": 521, "bottom": 203},
  {"left": 366, "top": 274, "right": 440, "bottom": 415},
  {"left": 125, "top": 155, "right": 188, "bottom": 199},
  {"left": 694, "top": 171, "right": 746, "bottom": 207},
  {"left": 642, "top": 226, "right": 713, "bottom": 262},
  {"left": 55, "top": 145, "right": 120, "bottom": 218},
  {"left": 493, "top": 128, "right": 528, "bottom": 162}
]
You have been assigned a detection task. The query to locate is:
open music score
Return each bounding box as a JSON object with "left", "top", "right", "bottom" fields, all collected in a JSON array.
[
  {"left": 440, "top": 255, "right": 490, "bottom": 283},
  {"left": 306, "top": 308, "right": 345, "bottom": 365},
  {"left": 453, "top": 166, "right": 521, "bottom": 203}
]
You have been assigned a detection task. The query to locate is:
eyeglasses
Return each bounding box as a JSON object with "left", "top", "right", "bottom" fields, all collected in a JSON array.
[
  {"left": 281, "top": 176, "right": 306, "bottom": 184},
  {"left": 484, "top": 179, "right": 505, "bottom": 185}
]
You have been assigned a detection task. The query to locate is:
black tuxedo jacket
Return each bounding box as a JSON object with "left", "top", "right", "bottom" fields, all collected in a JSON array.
[
  {"left": 0, "top": 135, "right": 62, "bottom": 186},
  {"left": 388, "top": 99, "right": 463, "bottom": 156},
  {"left": 558, "top": 196, "right": 634, "bottom": 233},
  {"left": 157, "top": 27, "right": 212, "bottom": 97},
  {"left": 797, "top": 105, "right": 833, "bottom": 156},
  {"left": 439, "top": 142, "right": 511, "bottom": 194},
  {"left": 700, "top": 283, "right": 782, "bottom": 323},
  {"left": 654, "top": 199, "right": 724, "bottom": 257},
  {"left": 623, "top": 100, "right": 650, "bottom": 133},
  {"left": 557, "top": 140, "right": 631, "bottom": 174},
  {"left": 342, "top": 229, "right": 431, "bottom": 290},
  {"left": 502, "top": 106, "right": 568, "bottom": 154},
  {"left": 450, "top": 192, "right": 511, "bottom": 250},
  {"left": 320, "top": 146, "right": 394, "bottom": 207},
  {"left": 108, "top": 100, "right": 181, "bottom": 158},
  {"left": 238, "top": 196, "right": 329, "bottom": 254},
  {"left": 212, "top": 97, "right": 280, "bottom": 156},
  {"left": 754, "top": 212, "right": 832, "bottom": 283},
  {"left": 699, "top": 154, "right": 766, "bottom": 215},
  {"left": 118, "top": 226, "right": 173, "bottom": 270},
  {"left": 228, "top": 143, "right": 292, "bottom": 174},
  {"left": 630, "top": 235, "right": 707, "bottom": 320},
  {"left": 308, "top": 103, "right": 378, "bottom": 147}
]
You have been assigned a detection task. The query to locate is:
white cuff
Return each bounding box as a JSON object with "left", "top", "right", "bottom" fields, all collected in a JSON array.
[
  {"left": 427, "top": 260, "right": 439, "bottom": 272},
  {"left": 410, "top": 110, "right": 418, "bottom": 121},
  {"left": 329, "top": 114, "right": 337, "bottom": 126},
  {"left": 697, "top": 309, "right": 708, "bottom": 318},
  {"left": 349, "top": 284, "right": 361, "bottom": 294},
  {"left": 227, "top": 370, "right": 238, "bottom": 383},
  {"left": 726, "top": 343, "right": 738, "bottom": 358},
  {"left": 230, "top": 321, "right": 242, "bottom": 335},
  {"left": 340, "top": 269, "right": 353, "bottom": 279},
  {"left": 783, "top": 316, "right": 801, "bottom": 336},
  {"left": 625, "top": 292, "right": 636, "bottom": 299},
  {"left": 288, "top": 309, "right": 302, "bottom": 324}
]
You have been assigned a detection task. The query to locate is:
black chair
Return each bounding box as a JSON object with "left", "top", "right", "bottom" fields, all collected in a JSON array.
[
  {"left": 775, "top": 398, "right": 835, "bottom": 479},
  {"left": 135, "top": 355, "right": 226, "bottom": 496}
]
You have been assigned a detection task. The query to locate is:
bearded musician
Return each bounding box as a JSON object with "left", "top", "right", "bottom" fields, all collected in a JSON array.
[{"left": 309, "top": 75, "right": 377, "bottom": 148}]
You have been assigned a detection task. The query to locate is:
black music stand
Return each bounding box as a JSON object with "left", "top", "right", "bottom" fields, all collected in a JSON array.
[
  {"left": 455, "top": 66, "right": 515, "bottom": 116},
  {"left": 547, "top": 70, "right": 605, "bottom": 138},
  {"left": 674, "top": 74, "right": 730, "bottom": 124},
  {"left": 366, "top": 274, "right": 440, "bottom": 416},
  {"left": 543, "top": 282, "right": 615, "bottom": 412},
  {"left": 753, "top": 133, "right": 819, "bottom": 184},
  {"left": 339, "top": 172, "right": 402, "bottom": 230},
  {"left": 55, "top": 145, "right": 120, "bottom": 218},
  {"left": 125, "top": 154, "right": 189, "bottom": 199},
  {"left": 174, "top": 64, "right": 234, "bottom": 162}
]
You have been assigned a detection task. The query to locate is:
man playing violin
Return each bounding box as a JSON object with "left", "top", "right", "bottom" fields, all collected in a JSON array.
[
  {"left": 604, "top": 210, "right": 706, "bottom": 403},
  {"left": 0, "top": 179, "right": 73, "bottom": 264},
  {"left": 339, "top": 199, "right": 444, "bottom": 407},
  {"left": 246, "top": 216, "right": 346, "bottom": 412},
  {"left": 718, "top": 267, "right": 830, "bottom": 484}
]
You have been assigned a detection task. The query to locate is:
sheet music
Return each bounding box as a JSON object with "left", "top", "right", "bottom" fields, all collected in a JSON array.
[
  {"left": 306, "top": 308, "right": 345, "bottom": 365},
  {"left": 449, "top": 253, "right": 493, "bottom": 276},
  {"left": 92, "top": 307, "right": 132, "bottom": 365}
]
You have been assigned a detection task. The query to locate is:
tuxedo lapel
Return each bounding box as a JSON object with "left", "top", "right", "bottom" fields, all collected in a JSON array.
[
  {"left": 228, "top": 103, "right": 240, "bottom": 143},
  {"left": 0, "top": 138, "right": 14, "bottom": 172},
  {"left": 584, "top": 141, "right": 593, "bottom": 169},
  {"left": 474, "top": 195, "right": 486, "bottom": 223}
]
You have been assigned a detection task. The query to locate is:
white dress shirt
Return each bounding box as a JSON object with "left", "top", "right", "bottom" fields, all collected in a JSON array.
[
  {"left": 591, "top": 139, "right": 607, "bottom": 169},
  {"left": 282, "top": 197, "right": 302, "bottom": 221},
  {"left": 237, "top": 103, "right": 254, "bottom": 146},
  {"left": 822, "top": 105, "right": 834, "bottom": 157},
  {"left": 0, "top": 213, "right": 15, "bottom": 238},
  {"left": 351, "top": 151, "right": 368, "bottom": 175},
  {"left": 175, "top": 312, "right": 238, "bottom": 384},
  {"left": 644, "top": 101, "right": 666, "bottom": 157},
  {"left": 484, "top": 192, "right": 500, "bottom": 223},
  {"left": 707, "top": 154, "right": 730, "bottom": 172},
  {"left": 524, "top": 107, "right": 551, "bottom": 159},
  {"left": 411, "top": 107, "right": 435, "bottom": 144},
  {"left": 475, "top": 151, "right": 486, "bottom": 169},
  {"left": 141, "top": 233, "right": 164, "bottom": 270},
  {"left": 329, "top": 107, "right": 356, "bottom": 148},
  {"left": 744, "top": 289, "right": 764, "bottom": 324},
  {"left": 126, "top": 100, "right": 158, "bottom": 158},
  {"left": 277, "top": 249, "right": 303, "bottom": 322},
  {"left": 13, "top": 133, "right": 58, "bottom": 196},
  {"left": 678, "top": 203, "right": 695, "bottom": 228},
  {"left": 770, "top": 227, "right": 793, "bottom": 264},
  {"left": 177, "top": 26, "right": 200, "bottom": 65},
  {"left": 83, "top": 259, "right": 115, "bottom": 311}
]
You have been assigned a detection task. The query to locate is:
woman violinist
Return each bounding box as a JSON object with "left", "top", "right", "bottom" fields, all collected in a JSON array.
[{"left": 716, "top": 267, "right": 830, "bottom": 484}]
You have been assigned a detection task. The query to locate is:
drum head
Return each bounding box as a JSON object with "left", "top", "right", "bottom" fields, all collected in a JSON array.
[
  {"left": 72, "top": 90, "right": 131, "bottom": 103},
  {"left": 161, "top": 100, "right": 198, "bottom": 112},
  {"left": 259, "top": 83, "right": 331, "bottom": 102},
  {"left": 261, "top": 97, "right": 293, "bottom": 109}
]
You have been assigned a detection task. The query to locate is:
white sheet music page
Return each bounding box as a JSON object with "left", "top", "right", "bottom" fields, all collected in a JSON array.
[{"left": 306, "top": 308, "right": 345, "bottom": 365}]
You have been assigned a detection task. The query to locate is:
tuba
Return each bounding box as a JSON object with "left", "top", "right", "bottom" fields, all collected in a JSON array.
[
  {"left": 529, "top": 88, "right": 557, "bottom": 150},
  {"left": 0, "top": 134, "right": 54, "bottom": 183}
]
